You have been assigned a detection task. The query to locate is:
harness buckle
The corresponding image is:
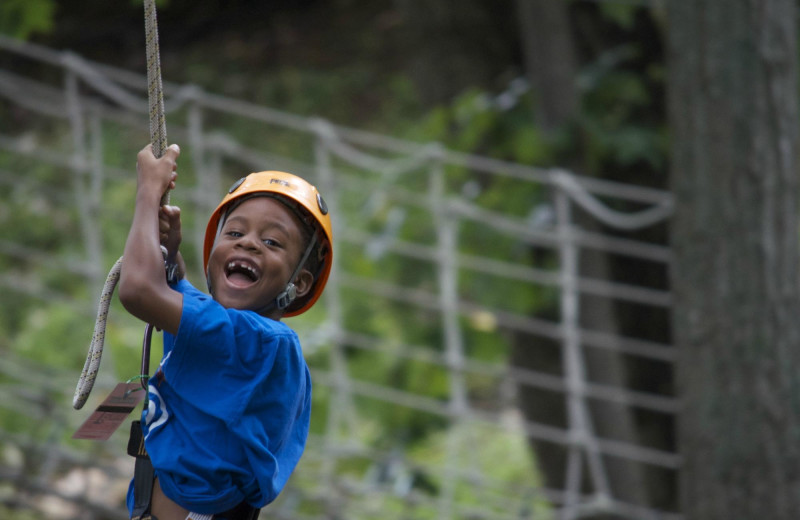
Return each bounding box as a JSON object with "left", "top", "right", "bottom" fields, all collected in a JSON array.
[{"left": 127, "top": 420, "right": 149, "bottom": 458}]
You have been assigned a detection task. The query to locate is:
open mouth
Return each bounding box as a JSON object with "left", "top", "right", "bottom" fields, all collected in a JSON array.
[{"left": 225, "top": 260, "right": 259, "bottom": 285}]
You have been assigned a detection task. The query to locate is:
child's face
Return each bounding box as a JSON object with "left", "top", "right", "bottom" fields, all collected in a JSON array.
[{"left": 207, "top": 196, "right": 306, "bottom": 316}]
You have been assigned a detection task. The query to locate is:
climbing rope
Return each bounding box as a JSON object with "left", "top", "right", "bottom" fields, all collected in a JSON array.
[
  {"left": 73, "top": 0, "right": 170, "bottom": 409},
  {"left": 144, "top": 0, "right": 170, "bottom": 188}
]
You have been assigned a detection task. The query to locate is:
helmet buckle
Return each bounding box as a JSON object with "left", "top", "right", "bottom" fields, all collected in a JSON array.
[{"left": 275, "top": 283, "right": 297, "bottom": 310}]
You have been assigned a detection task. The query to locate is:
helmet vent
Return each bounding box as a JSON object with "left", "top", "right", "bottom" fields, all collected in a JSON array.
[
  {"left": 228, "top": 177, "right": 246, "bottom": 193},
  {"left": 317, "top": 193, "right": 329, "bottom": 215}
]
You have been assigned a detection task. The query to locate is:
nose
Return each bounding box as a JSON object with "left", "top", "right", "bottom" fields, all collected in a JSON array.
[{"left": 235, "top": 231, "right": 260, "bottom": 252}]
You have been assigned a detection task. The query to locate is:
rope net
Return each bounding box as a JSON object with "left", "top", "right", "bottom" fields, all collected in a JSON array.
[{"left": 0, "top": 36, "right": 678, "bottom": 520}]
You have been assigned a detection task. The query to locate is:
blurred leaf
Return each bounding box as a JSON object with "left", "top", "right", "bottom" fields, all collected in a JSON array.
[
  {"left": 0, "top": 0, "right": 55, "bottom": 39},
  {"left": 599, "top": 3, "right": 638, "bottom": 30}
]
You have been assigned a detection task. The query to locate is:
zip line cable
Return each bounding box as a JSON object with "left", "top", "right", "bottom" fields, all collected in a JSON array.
[{"left": 73, "top": 0, "right": 170, "bottom": 409}]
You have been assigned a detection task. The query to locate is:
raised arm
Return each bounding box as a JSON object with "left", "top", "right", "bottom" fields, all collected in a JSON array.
[{"left": 119, "top": 144, "right": 183, "bottom": 334}]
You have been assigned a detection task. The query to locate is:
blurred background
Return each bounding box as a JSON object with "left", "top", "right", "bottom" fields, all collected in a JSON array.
[{"left": 0, "top": 1, "right": 679, "bottom": 519}]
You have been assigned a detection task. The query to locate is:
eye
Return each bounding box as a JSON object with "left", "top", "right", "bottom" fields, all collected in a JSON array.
[
  {"left": 262, "top": 238, "right": 281, "bottom": 247},
  {"left": 225, "top": 230, "right": 243, "bottom": 238}
]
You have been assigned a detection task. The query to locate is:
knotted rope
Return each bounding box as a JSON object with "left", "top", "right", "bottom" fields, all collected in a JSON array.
[{"left": 73, "top": 0, "right": 170, "bottom": 409}]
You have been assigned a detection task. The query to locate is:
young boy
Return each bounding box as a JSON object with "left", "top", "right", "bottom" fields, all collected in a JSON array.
[{"left": 119, "top": 144, "right": 332, "bottom": 520}]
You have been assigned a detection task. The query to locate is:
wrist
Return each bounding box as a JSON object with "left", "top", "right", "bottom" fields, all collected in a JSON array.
[{"left": 136, "top": 183, "right": 165, "bottom": 204}]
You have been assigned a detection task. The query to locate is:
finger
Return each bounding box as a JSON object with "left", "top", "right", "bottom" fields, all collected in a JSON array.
[
  {"left": 163, "top": 204, "right": 180, "bottom": 216},
  {"left": 136, "top": 144, "right": 155, "bottom": 170},
  {"left": 169, "top": 210, "right": 182, "bottom": 231},
  {"left": 138, "top": 143, "right": 154, "bottom": 157},
  {"left": 165, "top": 143, "right": 181, "bottom": 162}
]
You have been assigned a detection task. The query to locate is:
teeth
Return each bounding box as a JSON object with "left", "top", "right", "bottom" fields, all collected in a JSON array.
[{"left": 227, "top": 261, "right": 257, "bottom": 275}]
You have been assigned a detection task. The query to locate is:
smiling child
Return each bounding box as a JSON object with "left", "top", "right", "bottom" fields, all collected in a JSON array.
[{"left": 119, "top": 144, "right": 332, "bottom": 520}]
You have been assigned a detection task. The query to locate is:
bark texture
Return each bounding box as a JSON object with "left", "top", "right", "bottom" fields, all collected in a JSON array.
[
  {"left": 667, "top": 0, "right": 800, "bottom": 518},
  {"left": 516, "top": 0, "right": 578, "bottom": 133}
]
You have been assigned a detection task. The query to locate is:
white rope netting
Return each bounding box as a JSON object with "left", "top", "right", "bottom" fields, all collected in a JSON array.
[{"left": 0, "top": 34, "right": 679, "bottom": 520}]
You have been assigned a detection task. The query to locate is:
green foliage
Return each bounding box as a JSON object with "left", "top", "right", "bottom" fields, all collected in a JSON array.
[
  {"left": 0, "top": 0, "right": 55, "bottom": 39},
  {"left": 413, "top": 88, "right": 555, "bottom": 166},
  {"left": 404, "top": 419, "right": 552, "bottom": 519},
  {"left": 0, "top": 504, "right": 39, "bottom": 520},
  {"left": 579, "top": 57, "right": 667, "bottom": 172},
  {"left": 0, "top": 147, "right": 84, "bottom": 338},
  {"left": 598, "top": 2, "right": 639, "bottom": 30},
  {"left": 14, "top": 304, "right": 92, "bottom": 370}
]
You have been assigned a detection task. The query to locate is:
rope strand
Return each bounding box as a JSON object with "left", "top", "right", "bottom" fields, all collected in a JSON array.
[
  {"left": 144, "top": 2, "right": 166, "bottom": 155},
  {"left": 72, "top": 257, "right": 122, "bottom": 409},
  {"left": 73, "top": 0, "right": 168, "bottom": 409},
  {"left": 144, "top": 0, "right": 170, "bottom": 205}
]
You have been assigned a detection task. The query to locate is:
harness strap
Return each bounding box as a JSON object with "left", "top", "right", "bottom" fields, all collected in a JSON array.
[
  {"left": 129, "top": 421, "right": 156, "bottom": 520},
  {"left": 214, "top": 501, "right": 261, "bottom": 520},
  {"left": 131, "top": 457, "right": 156, "bottom": 520}
]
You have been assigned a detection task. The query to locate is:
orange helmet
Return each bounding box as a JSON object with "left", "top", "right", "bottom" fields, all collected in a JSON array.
[{"left": 203, "top": 171, "right": 333, "bottom": 317}]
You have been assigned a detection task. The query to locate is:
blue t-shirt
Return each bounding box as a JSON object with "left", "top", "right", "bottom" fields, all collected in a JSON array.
[{"left": 126, "top": 279, "right": 312, "bottom": 515}]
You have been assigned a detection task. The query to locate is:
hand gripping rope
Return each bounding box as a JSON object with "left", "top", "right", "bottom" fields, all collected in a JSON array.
[{"left": 73, "top": 0, "right": 170, "bottom": 409}]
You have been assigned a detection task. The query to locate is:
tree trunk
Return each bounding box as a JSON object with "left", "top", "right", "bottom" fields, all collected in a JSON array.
[
  {"left": 515, "top": 0, "right": 578, "bottom": 134},
  {"left": 667, "top": 1, "right": 800, "bottom": 518}
]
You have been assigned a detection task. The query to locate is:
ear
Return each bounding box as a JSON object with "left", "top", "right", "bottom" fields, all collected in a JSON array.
[{"left": 293, "top": 269, "right": 314, "bottom": 299}]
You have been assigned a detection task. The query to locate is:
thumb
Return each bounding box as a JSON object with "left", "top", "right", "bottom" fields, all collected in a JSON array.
[{"left": 165, "top": 143, "right": 181, "bottom": 160}]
